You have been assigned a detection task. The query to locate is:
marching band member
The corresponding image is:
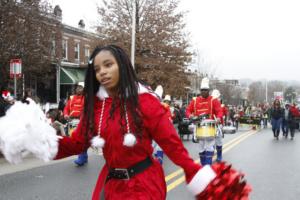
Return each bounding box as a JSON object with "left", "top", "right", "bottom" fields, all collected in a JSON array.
[
  {"left": 0, "top": 45, "right": 250, "bottom": 199},
  {"left": 154, "top": 94, "right": 172, "bottom": 165},
  {"left": 63, "top": 82, "right": 87, "bottom": 166},
  {"left": 211, "top": 89, "right": 224, "bottom": 162},
  {"left": 186, "top": 78, "right": 223, "bottom": 165}
]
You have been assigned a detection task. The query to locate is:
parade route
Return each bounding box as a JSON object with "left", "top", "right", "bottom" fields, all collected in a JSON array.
[
  {"left": 1, "top": 127, "right": 300, "bottom": 200},
  {"left": 165, "top": 129, "right": 258, "bottom": 192}
]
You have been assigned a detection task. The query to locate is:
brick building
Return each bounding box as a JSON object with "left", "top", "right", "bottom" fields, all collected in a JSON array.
[{"left": 53, "top": 5, "right": 101, "bottom": 102}]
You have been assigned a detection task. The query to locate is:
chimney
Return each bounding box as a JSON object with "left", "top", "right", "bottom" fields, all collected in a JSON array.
[
  {"left": 78, "top": 19, "right": 85, "bottom": 29},
  {"left": 53, "top": 5, "right": 62, "bottom": 19}
]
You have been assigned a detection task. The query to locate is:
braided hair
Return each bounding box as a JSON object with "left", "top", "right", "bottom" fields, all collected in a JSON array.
[{"left": 82, "top": 45, "right": 143, "bottom": 142}]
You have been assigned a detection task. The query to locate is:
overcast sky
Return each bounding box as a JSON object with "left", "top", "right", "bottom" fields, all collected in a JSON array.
[{"left": 51, "top": 0, "right": 300, "bottom": 81}]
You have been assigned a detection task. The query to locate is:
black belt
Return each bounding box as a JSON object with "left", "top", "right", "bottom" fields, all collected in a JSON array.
[{"left": 107, "top": 157, "right": 152, "bottom": 181}]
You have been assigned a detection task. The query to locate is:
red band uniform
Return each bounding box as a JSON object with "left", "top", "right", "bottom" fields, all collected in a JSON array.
[
  {"left": 186, "top": 78, "right": 223, "bottom": 165},
  {"left": 63, "top": 83, "right": 87, "bottom": 166},
  {"left": 63, "top": 95, "right": 84, "bottom": 119}
]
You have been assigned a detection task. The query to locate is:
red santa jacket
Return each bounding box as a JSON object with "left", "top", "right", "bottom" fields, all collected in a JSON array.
[
  {"left": 161, "top": 102, "right": 172, "bottom": 122},
  {"left": 55, "top": 92, "right": 215, "bottom": 199},
  {"left": 290, "top": 105, "right": 300, "bottom": 117},
  {"left": 221, "top": 104, "right": 228, "bottom": 125},
  {"left": 221, "top": 105, "right": 228, "bottom": 117},
  {"left": 185, "top": 95, "right": 223, "bottom": 120},
  {"left": 63, "top": 95, "right": 84, "bottom": 118}
]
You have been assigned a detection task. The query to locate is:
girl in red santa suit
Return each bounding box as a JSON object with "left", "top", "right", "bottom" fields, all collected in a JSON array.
[{"left": 54, "top": 45, "right": 250, "bottom": 199}]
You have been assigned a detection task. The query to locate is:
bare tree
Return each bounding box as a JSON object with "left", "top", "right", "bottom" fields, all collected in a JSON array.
[
  {"left": 284, "top": 86, "right": 296, "bottom": 103},
  {"left": 96, "top": 0, "right": 191, "bottom": 97},
  {"left": 216, "top": 82, "right": 242, "bottom": 106},
  {"left": 0, "top": 0, "right": 62, "bottom": 96},
  {"left": 247, "top": 81, "right": 265, "bottom": 105},
  {"left": 266, "top": 80, "right": 285, "bottom": 103}
]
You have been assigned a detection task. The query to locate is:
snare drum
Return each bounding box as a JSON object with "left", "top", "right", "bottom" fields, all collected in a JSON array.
[
  {"left": 195, "top": 119, "right": 216, "bottom": 139},
  {"left": 68, "top": 118, "right": 80, "bottom": 137}
]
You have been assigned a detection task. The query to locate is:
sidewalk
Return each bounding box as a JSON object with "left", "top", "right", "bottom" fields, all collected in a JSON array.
[{"left": 0, "top": 149, "right": 101, "bottom": 176}]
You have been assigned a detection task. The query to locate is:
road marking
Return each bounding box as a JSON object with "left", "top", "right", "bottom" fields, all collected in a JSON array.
[
  {"left": 165, "top": 129, "right": 254, "bottom": 183},
  {"left": 166, "top": 129, "right": 258, "bottom": 192},
  {"left": 222, "top": 131, "right": 257, "bottom": 153}
]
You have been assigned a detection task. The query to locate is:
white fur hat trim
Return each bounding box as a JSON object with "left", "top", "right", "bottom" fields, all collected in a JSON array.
[
  {"left": 123, "top": 133, "right": 136, "bottom": 147},
  {"left": 91, "top": 136, "right": 105, "bottom": 148}
]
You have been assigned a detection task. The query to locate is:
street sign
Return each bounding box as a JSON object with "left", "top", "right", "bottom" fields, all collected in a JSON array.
[
  {"left": 274, "top": 91, "right": 283, "bottom": 101},
  {"left": 9, "top": 59, "right": 22, "bottom": 79}
]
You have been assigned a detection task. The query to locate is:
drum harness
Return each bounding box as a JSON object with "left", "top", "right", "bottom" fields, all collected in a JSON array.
[{"left": 191, "top": 97, "right": 222, "bottom": 142}]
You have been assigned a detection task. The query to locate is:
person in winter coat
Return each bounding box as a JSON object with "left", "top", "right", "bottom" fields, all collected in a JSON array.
[
  {"left": 0, "top": 87, "right": 10, "bottom": 117},
  {"left": 282, "top": 103, "right": 290, "bottom": 137},
  {"left": 22, "top": 88, "right": 40, "bottom": 104},
  {"left": 288, "top": 103, "right": 300, "bottom": 140},
  {"left": 0, "top": 45, "right": 251, "bottom": 200},
  {"left": 1, "top": 89, "right": 15, "bottom": 114},
  {"left": 270, "top": 99, "right": 284, "bottom": 140},
  {"left": 172, "top": 103, "right": 182, "bottom": 125}
]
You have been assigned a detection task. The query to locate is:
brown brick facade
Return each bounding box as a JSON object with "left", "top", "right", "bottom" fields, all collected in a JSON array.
[{"left": 62, "top": 24, "right": 99, "bottom": 66}]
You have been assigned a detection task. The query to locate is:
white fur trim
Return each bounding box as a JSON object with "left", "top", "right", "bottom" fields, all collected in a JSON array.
[
  {"left": 96, "top": 83, "right": 156, "bottom": 100},
  {"left": 123, "top": 133, "right": 136, "bottom": 147},
  {"left": 91, "top": 136, "right": 105, "bottom": 148},
  {"left": 187, "top": 165, "right": 217, "bottom": 195},
  {"left": 96, "top": 86, "right": 109, "bottom": 100},
  {"left": 2, "top": 91, "right": 11, "bottom": 99},
  {"left": 137, "top": 83, "right": 150, "bottom": 94},
  {"left": 154, "top": 85, "right": 163, "bottom": 99}
]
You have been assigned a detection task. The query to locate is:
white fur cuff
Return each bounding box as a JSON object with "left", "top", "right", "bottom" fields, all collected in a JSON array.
[{"left": 187, "top": 165, "right": 217, "bottom": 195}]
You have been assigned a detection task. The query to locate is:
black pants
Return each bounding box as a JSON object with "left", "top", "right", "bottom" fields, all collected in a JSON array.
[
  {"left": 282, "top": 119, "right": 289, "bottom": 134},
  {"left": 289, "top": 120, "right": 296, "bottom": 138}
]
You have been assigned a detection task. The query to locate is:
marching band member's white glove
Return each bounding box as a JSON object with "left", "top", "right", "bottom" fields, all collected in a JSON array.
[{"left": 0, "top": 100, "right": 59, "bottom": 164}]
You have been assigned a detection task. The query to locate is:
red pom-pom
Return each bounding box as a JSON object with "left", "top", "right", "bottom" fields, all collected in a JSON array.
[{"left": 197, "top": 162, "right": 251, "bottom": 200}]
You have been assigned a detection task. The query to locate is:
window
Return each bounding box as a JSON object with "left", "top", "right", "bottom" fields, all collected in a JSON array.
[
  {"left": 62, "top": 40, "right": 68, "bottom": 60},
  {"left": 74, "top": 43, "right": 80, "bottom": 61},
  {"left": 84, "top": 47, "right": 90, "bottom": 63},
  {"left": 51, "top": 40, "right": 56, "bottom": 58}
]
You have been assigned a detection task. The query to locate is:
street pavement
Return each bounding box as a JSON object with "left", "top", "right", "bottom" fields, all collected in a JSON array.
[{"left": 0, "top": 125, "right": 300, "bottom": 199}]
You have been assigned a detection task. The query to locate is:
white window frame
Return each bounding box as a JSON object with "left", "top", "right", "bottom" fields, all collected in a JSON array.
[
  {"left": 84, "top": 47, "right": 90, "bottom": 63},
  {"left": 74, "top": 42, "right": 80, "bottom": 62},
  {"left": 62, "top": 40, "right": 68, "bottom": 60},
  {"left": 51, "top": 39, "right": 56, "bottom": 57}
]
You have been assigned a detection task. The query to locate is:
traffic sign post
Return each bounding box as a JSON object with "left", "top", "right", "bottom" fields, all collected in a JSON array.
[{"left": 10, "top": 59, "right": 22, "bottom": 98}]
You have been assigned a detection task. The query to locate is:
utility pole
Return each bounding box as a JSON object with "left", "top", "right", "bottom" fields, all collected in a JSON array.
[
  {"left": 131, "top": 0, "right": 136, "bottom": 69},
  {"left": 265, "top": 79, "right": 268, "bottom": 103},
  {"left": 56, "top": 63, "right": 60, "bottom": 103}
]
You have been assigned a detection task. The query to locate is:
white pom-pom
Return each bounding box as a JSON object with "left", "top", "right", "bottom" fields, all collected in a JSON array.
[
  {"left": 123, "top": 133, "right": 136, "bottom": 147},
  {"left": 91, "top": 136, "right": 105, "bottom": 148},
  {"left": 0, "top": 101, "right": 58, "bottom": 164}
]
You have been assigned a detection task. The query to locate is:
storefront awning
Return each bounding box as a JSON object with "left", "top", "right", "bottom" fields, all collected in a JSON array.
[{"left": 60, "top": 67, "right": 86, "bottom": 85}]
